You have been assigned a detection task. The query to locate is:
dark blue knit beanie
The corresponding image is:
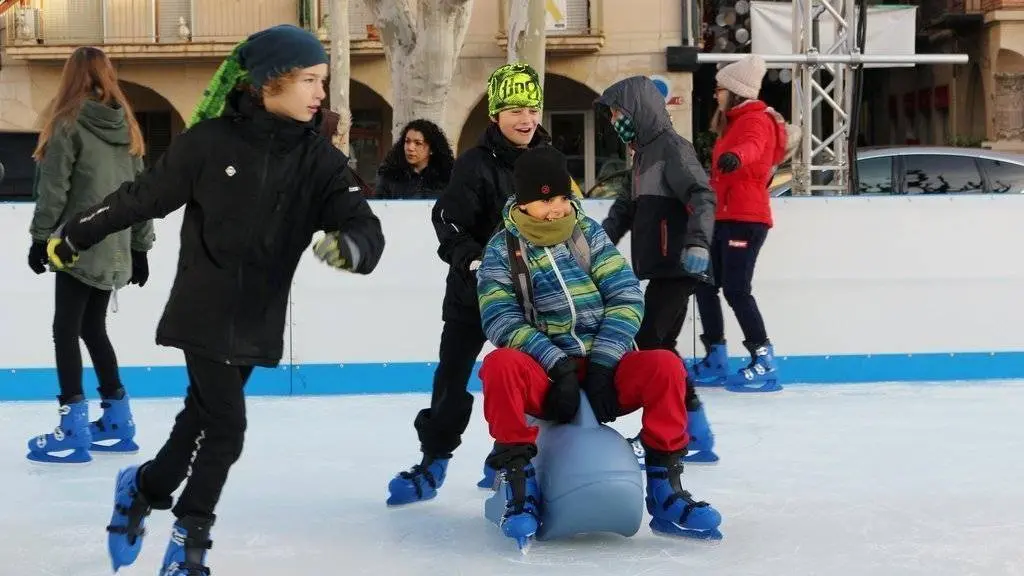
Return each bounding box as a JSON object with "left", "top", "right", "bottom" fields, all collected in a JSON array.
[{"left": 239, "top": 24, "right": 329, "bottom": 89}]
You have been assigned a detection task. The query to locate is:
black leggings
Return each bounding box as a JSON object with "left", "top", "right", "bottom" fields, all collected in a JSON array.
[
  {"left": 141, "top": 353, "right": 253, "bottom": 520},
  {"left": 53, "top": 271, "right": 122, "bottom": 402}
]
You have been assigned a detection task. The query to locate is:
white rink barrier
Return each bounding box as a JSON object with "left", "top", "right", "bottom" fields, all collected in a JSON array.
[{"left": 1, "top": 195, "right": 1022, "bottom": 399}]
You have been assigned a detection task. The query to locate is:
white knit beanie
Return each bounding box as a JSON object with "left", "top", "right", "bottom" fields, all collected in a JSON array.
[{"left": 715, "top": 54, "right": 767, "bottom": 100}]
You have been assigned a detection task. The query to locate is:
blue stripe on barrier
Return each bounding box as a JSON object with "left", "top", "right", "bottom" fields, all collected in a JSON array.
[{"left": 1, "top": 350, "right": 1023, "bottom": 401}]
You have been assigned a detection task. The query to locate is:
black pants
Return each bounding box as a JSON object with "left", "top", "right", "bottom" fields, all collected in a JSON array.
[
  {"left": 52, "top": 271, "right": 123, "bottom": 401},
  {"left": 414, "top": 319, "right": 487, "bottom": 458},
  {"left": 695, "top": 221, "right": 770, "bottom": 345},
  {"left": 141, "top": 353, "right": 252, "bottom": 520},
  {"left": 634, "top": 277, "right": 702, "bottom": 409}
]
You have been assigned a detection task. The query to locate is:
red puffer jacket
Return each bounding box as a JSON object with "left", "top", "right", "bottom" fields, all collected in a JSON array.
[{"left": 710, "top": 100, "right": 789, "bottom": 227}]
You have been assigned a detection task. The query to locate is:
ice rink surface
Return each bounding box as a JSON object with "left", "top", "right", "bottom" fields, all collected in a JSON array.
[{"left": 3, "top": 380, "right": 1024, "bottom": 576}]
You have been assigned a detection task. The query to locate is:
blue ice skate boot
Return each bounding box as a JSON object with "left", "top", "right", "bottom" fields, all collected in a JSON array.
[
  {"left": 644, "top": 450, "right": 722, "bottom": 541},
  {"left": 159, "top": 515, "right": 213, "bottom": 576},
  {"left": 478, "top": 449, "right": 498, "bottom": 489},
  {"left": 106, "top": 464, "right": 172, "bottom": 572},
  {"left": 26, "top": 395, "right": 92, "bottom": 464},
  {"left": 725, "top": 339, "right": 782, "bottom": 393},
  {"left": 89, "top": 388, "right": 139, "bottom": 453},
  {"left": 684, "top": 404, "right": 719, "bottom": 464},
  {"left": 496, "top": 459, "right": 541, "bottom": 552},
  {"left": 688, "top": 335, "right": 729, "bottom": 386},
  {"left": 386, "top": 454, "right": 449, "bottom": 506}
]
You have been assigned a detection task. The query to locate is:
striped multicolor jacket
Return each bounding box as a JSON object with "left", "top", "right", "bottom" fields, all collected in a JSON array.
[{"left": 477, "top": 196, "right": 644, "bottom": 371}]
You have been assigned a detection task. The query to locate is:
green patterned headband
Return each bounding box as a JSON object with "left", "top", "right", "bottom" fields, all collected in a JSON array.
[{"left": 188, "top": 42, "right": 249, "bottom": 128}]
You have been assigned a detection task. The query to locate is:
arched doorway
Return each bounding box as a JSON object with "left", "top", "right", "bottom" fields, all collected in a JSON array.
[
  {"left": 457, "top": 74, "right": 625, "bottom": 192},
  {"left": 120, "top": 80, "right": 184, "bottom": 168},
  {"left": 324, "top": 80, "right": 394, "bottom": 184}
]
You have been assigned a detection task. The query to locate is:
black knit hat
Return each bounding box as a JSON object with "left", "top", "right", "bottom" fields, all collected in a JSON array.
[
  {"left": 513, "top": 146, "right": 572, "bottom": 205},
  {"left": 239, "top": 24, "right": 329, "bottom": 89}
]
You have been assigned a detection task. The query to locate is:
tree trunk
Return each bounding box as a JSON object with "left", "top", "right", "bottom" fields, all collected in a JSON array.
[
  {"left": 506, "top": 0, "right": 546, "bottom": 87},
  {"left": 367, "top": 0, "right": 474, "bottom": 139},
  {"left": 329, "top": 0, "right": 353, "bottom": 155}
]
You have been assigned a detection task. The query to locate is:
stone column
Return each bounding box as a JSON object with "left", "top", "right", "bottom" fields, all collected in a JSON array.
[{"left": 991, "top": 72, "right": 1024, "bottom": 149}]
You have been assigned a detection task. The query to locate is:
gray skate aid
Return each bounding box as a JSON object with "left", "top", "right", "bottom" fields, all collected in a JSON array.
[{"left": 484, "top": 391, "right": 644, "bottom": 540}]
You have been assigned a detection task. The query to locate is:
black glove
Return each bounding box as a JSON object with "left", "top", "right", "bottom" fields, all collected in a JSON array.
[
  {"left": 46, "top": 226, "right": 80, "bottom": 270},
  {"left": 717, "top": 152, "right": 741, "bottom": 174},
  {"left": 581, "top": 363, "right": 620, "bottom": 423},
  {"left": 544, "top": 357, "right": 581, "bottom": 424},
  {"left": 129, "top": 250, "right": 149, "bottom": 287},
  {"left": 28, "top": 241, "right": 48, "bottom": 274}
]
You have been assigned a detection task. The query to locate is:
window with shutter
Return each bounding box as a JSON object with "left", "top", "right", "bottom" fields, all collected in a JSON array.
[
  {"left": 157, "top": 0, "right": 192, "bottom": 43},
  {"left": 320, "top": 0, "right": 376, "bottom": 38},
  {"left": 551, "top": 0, "right": 590, "bottom": 35},
  {"left": 44, "top": 0, "right": 103, "bottom": 44}
]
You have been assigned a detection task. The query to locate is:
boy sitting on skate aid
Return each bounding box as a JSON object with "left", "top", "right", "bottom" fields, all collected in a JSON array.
[{"left": 476, "top": 146, "right": 723, "bottom": 551}]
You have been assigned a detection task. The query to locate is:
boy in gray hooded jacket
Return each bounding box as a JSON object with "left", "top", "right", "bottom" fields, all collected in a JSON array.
[{"left": 595, "top": 75, "right": 719, "bottom": 464}]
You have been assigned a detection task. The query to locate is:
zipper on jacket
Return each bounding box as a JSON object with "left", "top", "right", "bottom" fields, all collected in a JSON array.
[
  {"left": 544, "top": 246, "right": 587, "bottom": 355},
  {"left": 660, "top": 219, "right": 668, "bottom": 257}
]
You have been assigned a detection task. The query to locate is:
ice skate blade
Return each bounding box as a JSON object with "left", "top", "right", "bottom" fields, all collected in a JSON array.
[
  {"left": 725, "top": 379, "right": 782, "bottom": 393},
  {"left": 26, "top": 448, "right": 92, "bottom": 464},
  {"left": 385, "top": 493, "right": 437, "bottom": 508},
  {"left": 90, "top": 439, "right": 140, "bottom": 454},
  {"left": 649, "top": 518, "right": 723, "bottom": 543},
  {"left": 683, "top": 450, "right": 720, "bottom": 465}
]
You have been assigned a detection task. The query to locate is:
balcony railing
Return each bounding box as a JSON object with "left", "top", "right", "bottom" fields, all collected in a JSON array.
[{"left": 2, "top": 0, "right": 381, "bottom": 57}]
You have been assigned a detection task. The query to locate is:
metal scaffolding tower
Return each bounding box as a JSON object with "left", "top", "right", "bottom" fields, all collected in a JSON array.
[{"left": 696, "top": 0, "right": 970, "bottom": 196}]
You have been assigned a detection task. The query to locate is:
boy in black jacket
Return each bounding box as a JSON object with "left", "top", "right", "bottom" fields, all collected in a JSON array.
[
  {"left": 45, "top": 25, "right": 385, "bottom": 576},
  {"left": 596, "top": 76, "right": 720, "bottom": 465},
  {"left": 386, "top": 63, "right": 551, "bottom": 506}
]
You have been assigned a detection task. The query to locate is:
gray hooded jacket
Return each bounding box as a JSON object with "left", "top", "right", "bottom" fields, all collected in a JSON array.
[{"left": 596, "top": 76, "right": 716, "bottom": 280}]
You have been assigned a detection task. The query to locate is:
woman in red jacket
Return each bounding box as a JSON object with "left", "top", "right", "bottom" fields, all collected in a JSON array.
[{"left": 690, "top": 54, "right": 793, "bottom": 393}]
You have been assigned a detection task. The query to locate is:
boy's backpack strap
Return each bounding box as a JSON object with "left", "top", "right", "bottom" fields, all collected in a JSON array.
[
  {"left": 506, "top": 230, "right": 540, "bottom": 328},
  {"left": 567, "top": 225, "right": 591, "bottom": 272}
]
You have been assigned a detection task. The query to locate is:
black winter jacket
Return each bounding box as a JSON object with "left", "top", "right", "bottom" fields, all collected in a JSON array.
[
  {"left": 62, "top": 91, "right": 385, "bottom": 367},
  {"left": 374, "top": 160, "right": 449, "bottom": 200},
  {"left": 431, "top": 123, "right": 550, "bottom": 324},
  {"left": 596, "top": 77, "right": 716, "bottom": 281}
]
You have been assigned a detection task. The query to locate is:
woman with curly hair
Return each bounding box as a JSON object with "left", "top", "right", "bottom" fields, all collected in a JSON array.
[{"left": 374, "top": 119, "right": 454, "bottom": 200}]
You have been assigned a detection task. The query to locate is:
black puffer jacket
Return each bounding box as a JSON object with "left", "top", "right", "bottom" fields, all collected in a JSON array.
[
  {"left": 431, "top": 123, "right": 550, "bottom": 324},
  {"left": 374, "top": 161, "right": 449, "bottom": 200},
  {"left": 62, "top": 90, "right": 385, "bottom": 367}
]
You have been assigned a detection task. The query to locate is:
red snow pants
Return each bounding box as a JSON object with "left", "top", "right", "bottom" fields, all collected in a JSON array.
[{"left": 479, "top": 348, "right": 689, "bottom": 453}]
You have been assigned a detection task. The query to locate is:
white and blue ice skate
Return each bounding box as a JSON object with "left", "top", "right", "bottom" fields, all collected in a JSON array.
[
  {"left": 89, "top": 390, "right": 139, "bottom": 453},
  {"left": 688, "top": 336, "right": 729, "bottom": 386},
  {"left": 725, "top": 340, "right": 782, "bottom": 393},
  {"left": 26, "top": 396, "right": 92, "bottom": 464},
  {"left": 495, "top": 462, "right": 541, "bottom": 553}
]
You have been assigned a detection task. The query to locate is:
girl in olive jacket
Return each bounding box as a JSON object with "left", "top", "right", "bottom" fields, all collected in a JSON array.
[{"left": 27, "top": 46, "right": 154, "bottom": 465}]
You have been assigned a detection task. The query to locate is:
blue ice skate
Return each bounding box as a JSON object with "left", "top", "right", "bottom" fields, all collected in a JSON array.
[
  {"left": 159, "top": 515, "right": 213, "bottom": 576},
  {"left": 478, "top": 450, "right": 498, "bottom": 489},
  {"left": 106, "top": 465, "right": 167, "bottom": 572},
  {"left": 688, "top": 336, "right": 729, "bottom": 386},
  {"left": 683, "top": 405, "right": 719, "bottom": 464},
  {"left": 644, "top": 457, "right": 722, "bottom": 541},
  {"left": 496, "top": 461, "right": 541, "bottom": 553},
  {"left": 26, "top": 396, "right": 92, "bottom": 464},
  {"left": 725, "top": 340, "right": 782, "bottom": 393},
  {"left": 386, "top": 456, "right": 449, "bottom": 506},
  {"left": 89, "top": 390, "right": 139, "bottom": 453}
]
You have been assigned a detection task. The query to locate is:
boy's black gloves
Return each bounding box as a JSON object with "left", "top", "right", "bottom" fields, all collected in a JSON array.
[
  {"left": 28, "top": 241, "right": 48, "bottom": 274},
  {"left": 129, "top": 250, "right": 149, "bottom": 287},
  {"left": 544, "top": 357, "right": 581, "bottom": 424},
  {"left": 582, "top": 363, "right": 620, "bottom": 423}
]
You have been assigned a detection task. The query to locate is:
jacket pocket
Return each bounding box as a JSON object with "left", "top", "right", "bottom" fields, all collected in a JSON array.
[{"left": 660, "top": 219, "right": 668, "bottom": 257}]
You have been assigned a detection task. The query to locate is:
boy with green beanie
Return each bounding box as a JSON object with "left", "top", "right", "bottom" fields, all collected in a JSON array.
[
  {"left": 45, "top": 24, "right": 385, "bottom": 576},
  {"left": 386, "top": 62, "right": 553, "bottom": 506}
]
